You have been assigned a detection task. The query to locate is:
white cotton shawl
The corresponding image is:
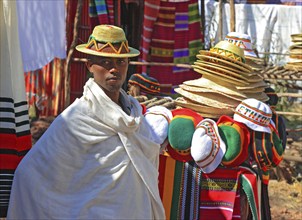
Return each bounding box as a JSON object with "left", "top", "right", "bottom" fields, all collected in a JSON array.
[{"left": 7, "top": 78, "right": 166, "bottom": 219}]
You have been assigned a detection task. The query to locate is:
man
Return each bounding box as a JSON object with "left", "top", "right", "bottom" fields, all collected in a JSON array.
[{"left": 7, "top": 25, "right": 166, "bottom": 219}]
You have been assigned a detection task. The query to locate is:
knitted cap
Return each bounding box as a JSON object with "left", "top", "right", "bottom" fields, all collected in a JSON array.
[
  {"left": 166, "top": 108, "right": 203, "bottom": 162},
  {"left": 191, "top": 118, "right": 226, "bottom": 173},
  {"left": 217, "top": 115, "right": 250, "bottom": 167},
  {"left": 234, "top": 98, "right": 272, "bottom": 133},
  {"left": 144, "top": 105, "right": 173, "bottom": 145},
  {"left": 250, "top": 125, "right": 284, "bottom": 172},
  {"left": 128, "top": 73, "right": 161, "bottom": 95}
]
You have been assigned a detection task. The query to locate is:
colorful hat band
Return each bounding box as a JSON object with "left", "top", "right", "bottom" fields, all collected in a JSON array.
[
  {"left": 194, "top": 123, "right": 220, "bottom": 168},
  {"left": 210, "top": 47, "right": 246, "bottom": 63},
  {"left": 86, "top": 36, "right": 130, "bottom": 55},
  {"left": 235, "top": 103, "right": 272, "bottom": 128},
  {"left": 225, "top": 37, "right": 254, "bottom": 53},
  {"left": 128, "top": 74, "right": 160, "bottom": 94}
]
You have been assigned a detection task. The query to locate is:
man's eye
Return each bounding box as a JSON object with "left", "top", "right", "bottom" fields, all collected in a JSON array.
[{"left": 101, "top": 60, "right": 111, "bottom": 65}]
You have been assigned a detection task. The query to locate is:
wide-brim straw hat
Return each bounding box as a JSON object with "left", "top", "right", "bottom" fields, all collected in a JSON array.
[
  {"left": 183, "top": 77, "right": 247, "bottom": 99},
  {"left": 195, "top": 60, "right": 253, "bottom": 77},
  {"left": 193, "top": 66, "right": 249, "bottom": 87},
  {"left": 193, "top": 61, "right": 250, "bottom": 81},
  {"left": 196, "top": 54, "right": 251, "bottom": 74},
  {"left": 236, "top": 80, "right": 269, "bottom": 91},
  {"left": 246, "top": 58, "right": 264, "bottom": 70},
  {"left": 245, "top": 74, "right": 265, "bottom": 83},
  {"left": 199, "top": 41, "right": 253, "bottom": 71},
  {"left": 174, "top": 87, "right": 239, "bottom": 110},
  {"left": 175, "top": 97, "right": 234, "bottom": 118},
  {"left": 179, "top": 84, "right": 243, "bottom": 102},
  {"left": 291, "top": 33, "right": 302, "bottom": 43},
  {"left": 76, "top": 25, "right": 140, "bottom": 58}
]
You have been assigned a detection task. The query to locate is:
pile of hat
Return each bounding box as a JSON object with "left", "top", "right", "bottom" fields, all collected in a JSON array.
[
  {"left": 284, "top": 33, "right": 302, "bottom": 71},
  {"left": 174, "top": 32, "right": 269, "bottom": 119}
]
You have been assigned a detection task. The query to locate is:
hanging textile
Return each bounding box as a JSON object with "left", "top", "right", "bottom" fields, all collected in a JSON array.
[
  {"left": 25, "top": 58, "right": 65, "bottom": 117},
  {"left": 141, "top": 0, "right": 203, "bottom": 89},
  {"left": 89, "top": 0, "right": 114, "bottom": 27},
  {"left": 0, "top": 0, "right": 32, "bottom": 217},
  {"left": 16, "top": 0, "right": 66, "bottom": 72},
  {"left": 158, "top": 154, "right": 261, "bottom": 220}
]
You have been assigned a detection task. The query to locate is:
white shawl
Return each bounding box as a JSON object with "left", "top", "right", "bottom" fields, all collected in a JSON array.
[{"left": 7, "top": 78, "right": 165, "bottom": 219}]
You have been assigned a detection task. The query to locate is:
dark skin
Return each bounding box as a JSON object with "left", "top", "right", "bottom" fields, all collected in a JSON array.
[{"left": 86, "top": 55, "right": 129, "bottom": 105}]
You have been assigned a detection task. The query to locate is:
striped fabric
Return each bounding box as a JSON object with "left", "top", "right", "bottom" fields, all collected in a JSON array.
[
  {"left": 140, "top": 0, "right": 160, "bottom": 76},
  {"left": 0, "top": 0, "right": 32, "bottom": 217},
  {"left": 89, "top": 0, "right": 113, "bottom": 27},
  {"left": 143, "top": 0, "right": 202, "bottom": 88},
  {"left": 159, "top": 154, "right": 261, "bottom": 220},
  {"left": 25, "top": 58, "right": 65, "bottom": 117}
]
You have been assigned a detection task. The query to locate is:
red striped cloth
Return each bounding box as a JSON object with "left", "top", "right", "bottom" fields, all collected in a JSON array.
[
  {"left": 158, "top": 154, "right": 260, "bottom": 220},
  {"left": 140, "top": 0, "right": 161, "bottom": 75},
  {"left": 142, "top": 0, "right": 202, "bottom": 88},
  {"left": 1, "top": 1, "right": 32, "bottom": 216}
]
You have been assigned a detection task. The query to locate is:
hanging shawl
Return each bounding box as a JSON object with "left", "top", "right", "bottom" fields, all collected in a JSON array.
[{"left": 7, "top": 78, "right": 165, "bottom": 219}]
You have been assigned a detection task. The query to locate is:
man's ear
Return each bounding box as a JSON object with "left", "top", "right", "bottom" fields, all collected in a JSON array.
[{"left": 86, "top": 60, "right": 93, "bottom": 72}]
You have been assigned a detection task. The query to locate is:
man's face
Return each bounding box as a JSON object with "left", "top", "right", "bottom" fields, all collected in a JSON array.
[{"left": 87, "top": 56, "right": 129, "bottom": 95}]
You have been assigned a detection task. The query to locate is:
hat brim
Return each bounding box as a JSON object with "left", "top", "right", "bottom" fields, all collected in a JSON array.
[
  {"left": 195, "top": 60, "right": 253, "bottom": 77},
  {"left": 174, "top": 87, "right": 238, "bottom": 109},
  {"left": 175, "top": 97, "right": 234, "bottom": 116},
  {"left": 234, "top": 113, "right": 271, "bottom": 133},
  {"left": 184, "top": 77, "right": 247, "bottom": 98},
  {"left": 192, "top": 66, "right": 249, "bottom": 87},
  {"left": 193, "top": 61, "right": 250, "bottom": 80},
  {"left": 198, "top": 50, "right": 252, "bottom": 72},
  {"left": 245, "top": 58, "right": 264, "bottom": 70},
  {"left": 76, "top": 44, "right": 140, "bottom": 58},
  {"left": 179, "top": 84, "right": 243, "bottom": 102}
]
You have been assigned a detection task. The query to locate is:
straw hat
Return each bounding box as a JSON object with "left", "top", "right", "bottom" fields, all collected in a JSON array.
[
  {"left": 225, "top": 32, "right": 264, "bottom": 70},
  {"left": 244, "top": 92, "right": 269, "bottom": 102},
  {"left": 178, "top": 84, "right": 244, "bottom": 102},
  {"left": 198, "top": 41, "right": 252, "bottom": 72},
  {"left": 174, "top": 87, "right": 238, "bottom": 110},
  {"left": 193, "top": 61, "right": 250, "bottom": 81},
  {"left": 290, "top": 33, "right": 302, "bottom": 43},
  {"left": 195, "top": 60, "right": 253, "bottom": 77},
  {"left": 175, "top": 97, "right": 234, "bottom": 117},
  {"left": 76, "top": 25, "right": 140, "bottom": 58},
  {"left": 183, "top": 77, "right": 247, "bottom": 98},
  {"left": 192, "top": 66, "right": 249, "bottom": 87}
]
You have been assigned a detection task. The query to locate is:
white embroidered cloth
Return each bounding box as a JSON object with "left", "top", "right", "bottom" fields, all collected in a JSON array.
[{"left": 7, "top": 78, "right": 165, "bottom": 219}]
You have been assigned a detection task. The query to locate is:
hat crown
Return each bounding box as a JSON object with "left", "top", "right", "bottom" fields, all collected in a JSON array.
[
  {"left": 211, "top": 41, "right": 245, "bottom": 63},
  {"left": 234, "top": 98, "right": 272, "bottom": 133},
  {"left": 225, "top": 32, "right": 257, "bottom": 58},
  {"left": 91, "top": 25, "right": 127, "bottom": 43}
]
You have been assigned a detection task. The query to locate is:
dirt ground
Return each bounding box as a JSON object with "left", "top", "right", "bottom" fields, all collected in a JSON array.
[{"left": 268, "top": 130, "right": 302, "bottom": 220}]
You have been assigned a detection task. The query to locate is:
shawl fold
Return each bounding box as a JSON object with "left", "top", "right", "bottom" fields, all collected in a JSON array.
[{"left": 7, "top": 78, "right": 165, "bottom": 219}]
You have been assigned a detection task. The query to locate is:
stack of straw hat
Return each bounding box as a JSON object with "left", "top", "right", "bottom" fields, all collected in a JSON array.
[
  {"left": 284, "top": 33, "right": 302, "bottom": 71},
  {"left": 175, "top": 37, "right": 269, "bottom": 119}
]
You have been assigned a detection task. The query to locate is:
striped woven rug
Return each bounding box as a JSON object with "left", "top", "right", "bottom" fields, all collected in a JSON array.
[{"left": 159, "top": 154, "right": 261, "bottom": 220}]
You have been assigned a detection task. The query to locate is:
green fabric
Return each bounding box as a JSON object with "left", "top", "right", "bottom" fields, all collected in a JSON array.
[
  {"left": 218, "top": 125, "right": 241, "bottom": 163},
  {"left": 168, "top": 117, "right": 195, "bottom": 151}
]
